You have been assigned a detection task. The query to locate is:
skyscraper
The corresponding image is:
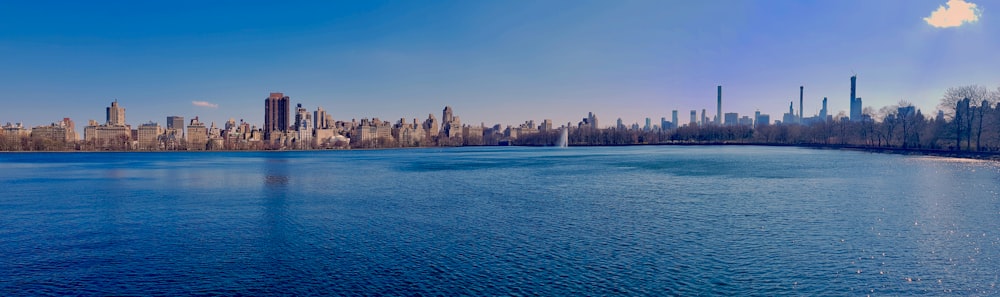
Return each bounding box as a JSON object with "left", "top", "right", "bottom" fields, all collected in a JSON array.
[
  {"left": 442, "top": 106, "right": 460, "bottom": 137},
  {"left": 672, "top": 110, "right": 678, "bottom": 130},
  {"left": 264, "top": 92, "right": 290, "bottom": 141},
  {"left": 187, "top": 117, "right": 207, "bottom": 150},
  {"left": 137, "top": 122, "right": 162, "bottom": 149},
  {"left": 294, "top": 103, "right": 310, "bottom": 131},
  {"left": 783, "top": 101, "right": 796, "bottom": 124},
  {"left": 442, "top": 106, "right": 454, "bottom": 126},
  {"left": 106, "top": 100, "right": 125, "bottom": 126},
  {"left": 799, "top": 86, "right": 804, "bottom": 123},
  {"left": 717, "top": 85, "right": 722, "bottom": 125},
  {"left": 314, "top": 107, "right": 328, "bottom": 130},
  {"left": 423, "top": 114, "right": 438, "bottom": 138},
  {"left": 821, "top": 97, "right": 828, "bottom": 120},
  {"left": 850, "top": 75, "right": 862, "bottom": 121},
  {"left": 725, "top": 113, "right": 738, "bottom": 126},
  {"left": 540, "top": 119, "right": 553, "bottom": 131},
  {"left": 690, "top": 110, "right": 697, "bottom": 125},
  {"left": 855, "top": 97, "right": 863, "bottom": 119},
  {"left": 167, "top": 116, "right": 184, "bottom": 130},
  {"left": 757, "top": 114, "right": 770, "bottom": 127}
]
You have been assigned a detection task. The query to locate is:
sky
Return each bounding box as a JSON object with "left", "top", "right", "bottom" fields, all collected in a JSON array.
[{"left": 1, "top": 0, "right": 997, "bottom": 131}]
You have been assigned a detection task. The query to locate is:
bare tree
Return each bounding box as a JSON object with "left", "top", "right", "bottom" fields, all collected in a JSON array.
[
  {"left": 955, "top": 98, "right": 970, "bottom": 150},
  {"left": 896, "top": 101, "right": 918, "bottom": 148},
  {"left": 938, "top": 85, "right": 996, "bottom": 120},
  {"left": 862, "top": 106, "right": 878, "bottom": 146},
  {"left": 878, "top": 105, "right": 898, "bottom": 147}
]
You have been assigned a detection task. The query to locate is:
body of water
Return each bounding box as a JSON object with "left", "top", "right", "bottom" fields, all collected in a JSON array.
[{"left": 1, "top": 146, "right": 998, "bottom": 295}]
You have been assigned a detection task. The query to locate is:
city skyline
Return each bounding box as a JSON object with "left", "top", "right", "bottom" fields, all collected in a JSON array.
[{"left": 1, "top": 0, "right": 996, "bottom": 130}]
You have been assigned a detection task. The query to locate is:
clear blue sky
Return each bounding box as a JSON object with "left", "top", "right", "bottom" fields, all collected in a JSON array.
[{"left": 1, "top": 0, "right": 997, "bottom": 130}]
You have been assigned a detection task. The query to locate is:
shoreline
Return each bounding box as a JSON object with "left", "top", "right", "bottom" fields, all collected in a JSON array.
[{"left": 2, "top": 143, "right": 1000, "bottom": 161}]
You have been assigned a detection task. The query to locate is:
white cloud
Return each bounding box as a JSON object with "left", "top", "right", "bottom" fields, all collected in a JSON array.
[
  {"left": 192, "top": 101, "right": 218, "bottom": 108},
  {"left": 924, "top": 0, "right": 982, "bottom": 28}
]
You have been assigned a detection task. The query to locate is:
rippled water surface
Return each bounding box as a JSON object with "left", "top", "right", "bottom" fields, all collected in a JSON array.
[{"left": 1, "top": 146, "right": 999, "bottom": 295}]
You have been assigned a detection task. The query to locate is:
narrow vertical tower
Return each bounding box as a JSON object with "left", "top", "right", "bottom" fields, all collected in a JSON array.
[
  {"left": 799, "top": 86, "right": 804, "bottom": 123},
  {"left": 851, "top": 76, "right": 856, "bottom": 103},
  {"left": 821, "top": 97, "right": 828, "bottom": 120},
  {"left": 850, "top": 75, "right": 860, "bottom": 121},
  {"left": 717, "top": 85, "right": 722, "bottom": 125}
]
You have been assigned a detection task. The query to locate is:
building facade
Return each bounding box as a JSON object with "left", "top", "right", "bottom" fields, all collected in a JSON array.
[
  {"left": 187, "top": 117, "right": 207, "bottom": 150},
  {"left": 107, "top": 100, "right": 125, "bottom": 126},
  {"left": 850, "top": 75, "right": 862, "bottom": 121},
  {"left": 137, "top": 122, "right": 163, "bottom": 150},
  {"left": 264, "top": 92, "right": 290, "bottom": 141}
]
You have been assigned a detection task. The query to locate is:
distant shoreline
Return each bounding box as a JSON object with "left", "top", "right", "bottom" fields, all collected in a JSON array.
[
  {"left": 2, "top": 143, "right": 1000, "bottom": 161},
  {"left": 573, "top": 142, "right": 1000, "bottom": 161}
]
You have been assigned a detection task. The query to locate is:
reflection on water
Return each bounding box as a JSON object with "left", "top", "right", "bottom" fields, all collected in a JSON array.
[
  {"left": 0, "top": 146, "right": 998, "bottom": 295},
  {"left": 264, "top": 156, "right": 290, "bottom": 187},
  {"left": 264, "top": 175, "right": 289, "bottom": 186}
]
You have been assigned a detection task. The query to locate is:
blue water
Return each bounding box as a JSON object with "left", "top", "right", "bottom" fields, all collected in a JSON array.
[{"left": 1, "top": 146, "right": 998, "bottom": 295}]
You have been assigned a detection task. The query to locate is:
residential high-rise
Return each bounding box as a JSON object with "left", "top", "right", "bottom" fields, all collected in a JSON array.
[
  {"left": 672, "top": 110, "right": 678, "bottom": 130},
  {"left": 576, "top": 112, "right": 598, "bottom": 130},
  {"left": 294, "top": 103, "right": 310, "bottom": 131},
  {"left": 783, "top": 101, "right": 796, "bottom": 124},
  {"left": 717, "top": 85, "right": 722, "bottom": 125},
  {"left": 441, "top": 106, "right": 461, "bottom": 137},
  {"left": 821, "top": 97, "right": 828, "bottom": 120},
  {"left": 725, "top": 113, "right": 738, "bottom": 126},
  {"left": 296, "top": 111, "right": 313, "bottom": 146},
  {"left": 850, "top": 75, "right": 862, "bottom": 121},
  {"left": 855, "top": 97, "right": 863, "bottom": 119},
  {"left": 30, "top": 118, "right": 77, "bottom": 144},
  {"left": 167, "top": 116, "right": 184, "bottom": 130},
  {"left": 442, "top": 106, "right": 454, "bottom": 127},
  {"left": 540, "top": 119, "right": 553, "bottom": 132},
  {"left": 187, "top": 117, "right": 208, "bottom": 150},
  {"left": 754, "top": 109, "right": 772, "bottom": 127},
  {"left": 137, "top": 122, "right": 163, "bottom": 150},
  {"left": 898, "top": 105, "right": 915, "bottom": 118},
  {"left": 799, "top": 86, "right": 804, "bottom": 123},
  {"left": 264, "top": 92, "right": 290, "bottom": 140},
  {"left": 314, "top": 107, "right": 328, "bottom": 130},
  {"left": 225, "top": 118, "right": 236, "bottom": 131},
  {"left": 166, "top": 116, "right": 184, "bottom": 140},
  {"left": 106, "top": 100, "right": 125, "bottom": 126},
  {"left": 422, "top": 114, "right": 438, "bottom": 139}
]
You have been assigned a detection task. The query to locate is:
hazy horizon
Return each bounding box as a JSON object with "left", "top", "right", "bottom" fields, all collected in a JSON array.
[{"left": 1, "top": 0, "right": 997, "bottom": 131}]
